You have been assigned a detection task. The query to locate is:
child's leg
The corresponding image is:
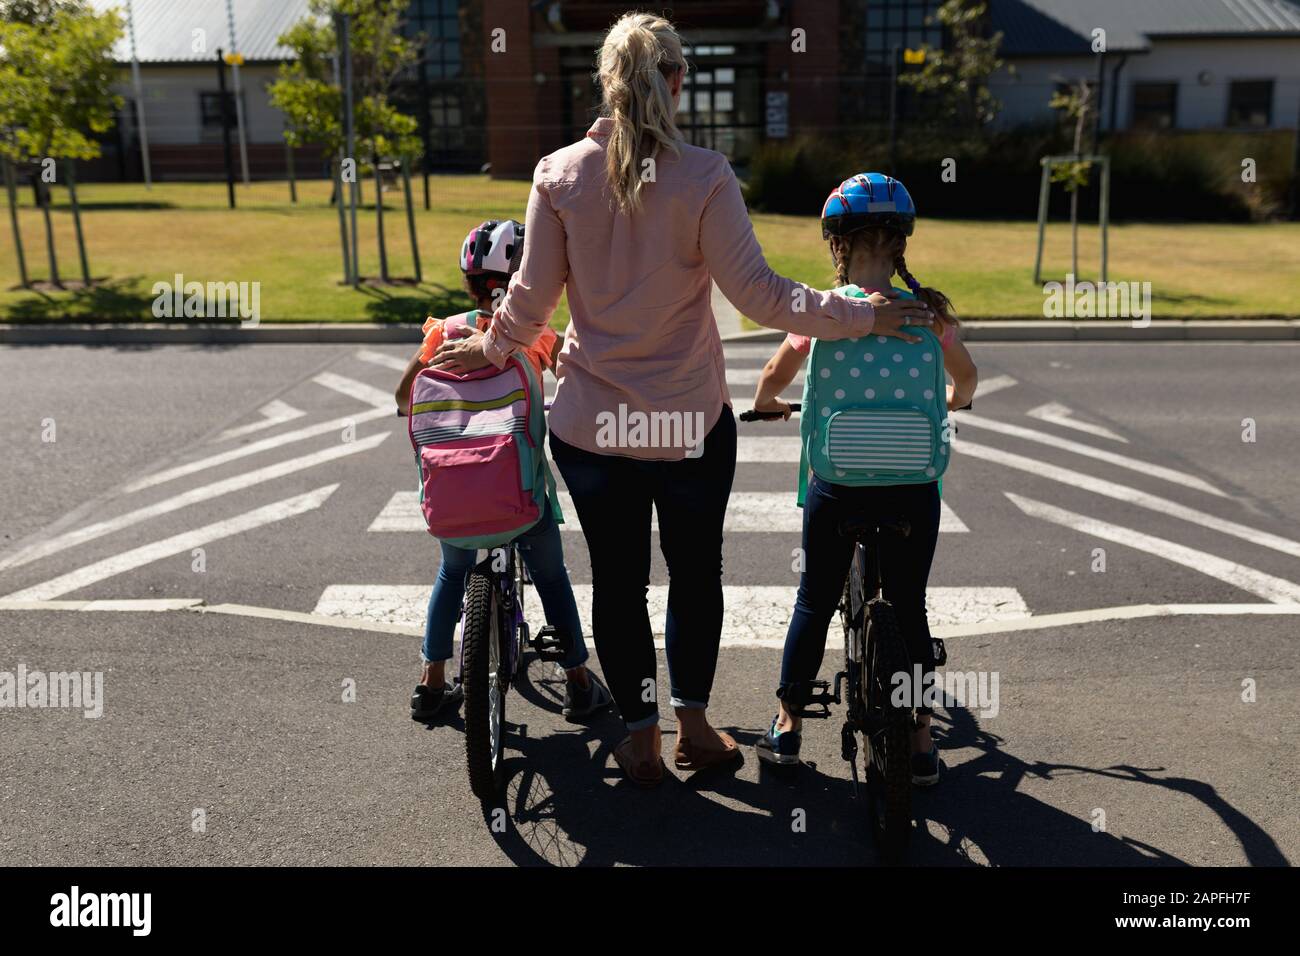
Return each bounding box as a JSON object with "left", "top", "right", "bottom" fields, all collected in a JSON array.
[
  {"left": 777, "top": 476, "right": 859, "bottom": 723},
  {"left": 877, "top": 482, "right": 942, "bottom": 751},
  {"left": 421, "top": 540, "right": 479, "bottom": 685},
  {"left": 515, "top": 500, "right": 589, "bottom": 672}
]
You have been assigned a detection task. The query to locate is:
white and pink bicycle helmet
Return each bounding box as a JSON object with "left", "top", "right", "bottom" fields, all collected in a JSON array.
[{"left": 459, "top": 219, "right": 525, "bottom": 277}]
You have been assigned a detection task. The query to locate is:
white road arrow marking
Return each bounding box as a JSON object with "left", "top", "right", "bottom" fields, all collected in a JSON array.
[
  {"left": 1005, "top": 492, "right": 1300, "bottom": 604},
  {"left": 214, "top": 399, "right": 306, "bottom": 442},
  {"left": 356, "top": 349, "right": 410, "bottom": 372},
  {"left": 313, "top": 372, "right": 394, "bottom": 409},
  {"left": 3, "top": 485, "right": 339, "bottom": 602},
  {"left": 1026, "top": 401, "right": 1128, "bottom": 443},
  {"left": 0, "top": 433, "right": 389, "bottom": 571},
  {"left": 957, "top": 439, "right": 1300, "bottom": 558},
  {"left": 975, "top": 374, "right": 1018, "bottom": 398},
  {"left": 126, "top": 407, "right": 389, "bottom": 493},
  {"left": 959, "top": 412, "right": 1223, "bottom": 496}
]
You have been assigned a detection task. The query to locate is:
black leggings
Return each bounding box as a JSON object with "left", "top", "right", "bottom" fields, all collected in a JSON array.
[
  {"left": 780, "top": 475, "right": 941, "bottom": 715},
  {"left": 549, "top": 409, "right": 737, "bottom": 729}
]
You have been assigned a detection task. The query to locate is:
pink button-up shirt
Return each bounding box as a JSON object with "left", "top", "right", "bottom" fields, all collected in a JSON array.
[{"left": 482, "top": 117, "right": 878, "bottom": 460}]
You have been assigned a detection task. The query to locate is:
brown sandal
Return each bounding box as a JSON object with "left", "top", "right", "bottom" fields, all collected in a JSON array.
[
  {"left": 614, "top": 735, "right": 665, "bottom": 788},
  {"left": 673, "top": 730, "right": 741, "bottom": 772}
]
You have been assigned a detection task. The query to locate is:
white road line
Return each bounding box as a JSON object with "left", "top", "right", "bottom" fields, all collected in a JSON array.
[
  {"left": 723, "top": 343, "right": 786, "bottom": 361},
  {"left": 367, "top": 490, "right": 968, "bottom": 534},
  {"left": 975, "top": 374, "right": 1018, "bottom": 398},
  {"left": 737, "top": 436, "right": 802, "bottom": 462},
  {"left": 313, "top": 372, "right": 394, "bottom": 409},
  {"left": 311, "top": 584, "right": 1026, "bottom": 643},
  {"left": 0, "top": 433, "right": 390, "bottom": 572},
  {"left": 214, "top": 400, "right": 306, "bottom": 443},
  {"left": 934, "top": 602, "right": 1300, "bottom": 638},
  {"left": 958, "top": 439, "right": 1300, "bottom": 559},
  {"left": 2, "top": 485, "right": 339, "bottom": 602},
  {"left": 959, "top": 412, "right": 1224, "bottom": 496},
  {"left": 1005, "top": 492, "right": 1300, "bottom": 604},
  {"left": 1026, "top": 401, "right": 1128, "bottom": 443},
  {"left": 356, "top": 349, "right": 410, "bottom": 372},
  {"left": 124, "top": 407, "right": 390, "bottom": 493},
  {"left": 727, "top": 368, "right": 804, "bottom": 387},
  {"left": 4, "top": 598, "right": 1296, "bottom": 644},
  {"left": 0, "top": 598, "right": 203, "bottom": 612}
]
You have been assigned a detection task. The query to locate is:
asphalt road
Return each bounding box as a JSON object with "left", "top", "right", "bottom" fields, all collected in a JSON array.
[{"left": 0, "top": 340, "right": 1297, "bottom": 866}]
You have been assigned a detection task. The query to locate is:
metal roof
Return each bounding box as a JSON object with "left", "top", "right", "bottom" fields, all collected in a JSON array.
[
  {"left": 993, "top": 0, "right": 1300, "bottom": 55},
  {"left": 89, "top": 0, "right": 316, "bottom": 64}
]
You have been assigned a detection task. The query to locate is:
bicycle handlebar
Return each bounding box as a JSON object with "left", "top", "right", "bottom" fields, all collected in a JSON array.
[{"left": 739, "top": 403, "right": 800, "bottom": 422}]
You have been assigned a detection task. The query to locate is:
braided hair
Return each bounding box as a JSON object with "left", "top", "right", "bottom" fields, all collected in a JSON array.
[{"left": 829, "top": 228, "right": 957, "bottom": 330}]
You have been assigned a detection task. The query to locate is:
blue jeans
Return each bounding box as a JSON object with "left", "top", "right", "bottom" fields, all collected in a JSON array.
[
  {"left": 780, "top": 475, "right": 940, "bottom": 715},
  {"left": 421, "top": 499, "right": 589, "bottom": 671}
]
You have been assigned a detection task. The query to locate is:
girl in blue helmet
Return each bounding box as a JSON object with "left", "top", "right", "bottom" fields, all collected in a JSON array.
[{"left": 751, "top": 173, "right": 979, "bottom": 785}]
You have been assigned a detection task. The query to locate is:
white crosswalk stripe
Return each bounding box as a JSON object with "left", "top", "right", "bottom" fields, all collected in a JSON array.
[
  {"left": 312, "top": 584, "right": 1030, "bottom": 646},
  {"left": 367, "top": 489, "right": 969, "bottom": 534}
]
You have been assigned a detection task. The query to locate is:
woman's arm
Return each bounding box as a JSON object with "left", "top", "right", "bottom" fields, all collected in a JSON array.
[
  {"left": 944, "top": 337, "right": 979, "bottom": 411},
  {"left": 699, "top": 161, "right": 932, "bottom": 342},
  {"left": 752, "top": 340, "right": 805, "bottom": 419},
  {"left": 480, "top": 162, "right": 568, "bottom": 370}
]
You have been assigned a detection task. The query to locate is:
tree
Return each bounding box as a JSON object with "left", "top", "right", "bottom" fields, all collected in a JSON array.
[
  {"left": 899, "top": 0, "right": 1005, "bottom": 131},
  {"left": 270, "top": 0, "right": 423, "bottom": 284},
  {"left": 1049, "top": 80, "right": 1096, "bottom": 278},
  {"left": 0, "top": 2, "right": 122, "bottom": 287}
]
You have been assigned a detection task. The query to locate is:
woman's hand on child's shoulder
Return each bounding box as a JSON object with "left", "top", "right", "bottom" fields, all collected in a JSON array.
[{"left": 866, "top": 291, "right": 934, "bottom": 344}]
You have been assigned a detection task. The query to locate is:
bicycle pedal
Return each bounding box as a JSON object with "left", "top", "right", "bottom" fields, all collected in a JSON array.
[
  {"left": 932, "top": 638, "right": 948, "bottom": 667},
  {"left": 840, "top": 722, "right": 859, "bottom": 765},
  {"left": 796, "top": 679, "right": 837, "bottom": 719},
  {"left": 529, "top": 625, "right": 571, "bottom": 663}
]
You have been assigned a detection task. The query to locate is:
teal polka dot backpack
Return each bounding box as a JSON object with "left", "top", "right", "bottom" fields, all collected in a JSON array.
[{"left": 796, "top": 284, "right": 952, "bottom": 506}]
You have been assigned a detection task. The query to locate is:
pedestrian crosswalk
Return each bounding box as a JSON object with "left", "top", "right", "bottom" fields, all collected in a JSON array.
[{"left": 4, "top": 343, "right": 1299, "bottom": 651}]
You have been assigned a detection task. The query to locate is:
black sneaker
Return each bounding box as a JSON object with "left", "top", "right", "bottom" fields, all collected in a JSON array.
[
  {"left": 756, "top": 716, "right": 802, "bottom": 767},
  {"left": 562, "top": 669, "right": 613, "bottom": 721},
  {"left": 410, "top": 681, "right": 464, "bottom": 722},
  {"left": 911, "top": 744, "right": 941, "bottom": 787}
]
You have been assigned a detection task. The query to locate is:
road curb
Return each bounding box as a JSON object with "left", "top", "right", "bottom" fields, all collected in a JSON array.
[
  {"left": 720, "top": 319, "right": 1300, "bottom": 344},
  {"left": 0, "top": 323, "right": 425, "bottom": 346},
  {"left": 1, "top": 319, "right": 1297, "bottom": 346}
]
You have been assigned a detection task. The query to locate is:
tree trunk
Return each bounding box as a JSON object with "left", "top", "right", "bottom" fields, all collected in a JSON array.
[
  {"left": 373, "top": 149, "right": 389, "bottom": 282},
  {"left": 400, "top": 159, "right": 421, "bottom": 283},
  {"left": 66, "top": 160, "right": 91, "bottom": 285},
  {"left": 38, "top": 177, "right": 60, "bottom": 288},
  {"left": 3, "top": 159, "right": 29, "bottom": 288}
]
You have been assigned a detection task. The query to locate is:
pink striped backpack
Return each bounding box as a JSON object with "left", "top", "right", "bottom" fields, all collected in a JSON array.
[{"left": 406, "top": 312, "right": 560, "bottom": 549}]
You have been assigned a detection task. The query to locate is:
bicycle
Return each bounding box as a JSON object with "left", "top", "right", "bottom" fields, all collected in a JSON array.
[
  {"left": 458, "top": 542, "right": 571, "bottom": 802},
  {"left": 740, "top": 399, "right": 958, "bottom": 861},
  {"left": 457, "top": 400, "right": 572, "bottom": 803}
]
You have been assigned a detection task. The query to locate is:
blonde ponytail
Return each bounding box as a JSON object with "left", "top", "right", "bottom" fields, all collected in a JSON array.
[{"left": 597, "top": 12, "right": 686, "bottom": 214}]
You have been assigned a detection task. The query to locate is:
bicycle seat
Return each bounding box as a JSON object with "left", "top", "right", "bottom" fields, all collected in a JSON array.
[{"left": 838, "top": 516, "right": 911, "bottom": 540}]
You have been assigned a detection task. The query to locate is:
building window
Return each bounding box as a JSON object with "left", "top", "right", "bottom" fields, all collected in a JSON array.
[
  {"left": 1226, "top": 80, "right": 1273, "bottom": 128},
  {"left": 1131, "top": 82, "right": 1177, "bottom": 129},
  {"left": 676, "top": 45, "right": 763, "bottom": 164},
  {"left": 862, "top": 0, "right": 944, "bottom": 120},
  {"left": 199, "top": 91, "right": 238, "bottom": 129}
]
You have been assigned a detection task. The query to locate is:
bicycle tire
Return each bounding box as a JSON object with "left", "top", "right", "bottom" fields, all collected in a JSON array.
[
  {"left": 864, "top": 598, "right": 913, "bottom": 861},
  {"left": 462, "top": 567, "right": 508, "bottom": 802}
]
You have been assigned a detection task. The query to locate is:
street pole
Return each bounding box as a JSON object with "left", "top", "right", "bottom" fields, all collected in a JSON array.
[
  {"left": 125, "top": 0, "right": 152, "bottom": 189},
  {"left": 887, "top": 46, "right": 900, "bottom": 176},
  {"left": 216, "top": 49, "right": 236, "bottom": 209},
  {"left": 330, "top": 51, "right": 351, "bottom": 284},
  {"left": 341, "top": 13, "right": 359, "bottom": 287},
  {"left": 225, "top": 0, "right": 251, "bottom": 185}
]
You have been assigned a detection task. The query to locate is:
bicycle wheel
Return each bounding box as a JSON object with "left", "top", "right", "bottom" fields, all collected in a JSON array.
[
  {"left": 462, "top": 566, "right": 509, "bottom": 802},
  {"left": 863, "top": 598, "right": 913, "bottom": 861}
]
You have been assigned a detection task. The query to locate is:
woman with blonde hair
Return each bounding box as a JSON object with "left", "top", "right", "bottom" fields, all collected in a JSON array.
[{"left": 432, "top": 11, "right": 933, "bottom": 787}]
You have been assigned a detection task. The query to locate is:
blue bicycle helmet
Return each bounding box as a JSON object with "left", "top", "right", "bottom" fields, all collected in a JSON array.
[{"left": 821, "top": 172, "right": 916, "bottom": 240}]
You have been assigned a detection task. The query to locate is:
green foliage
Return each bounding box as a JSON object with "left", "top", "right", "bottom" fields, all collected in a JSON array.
[
  {"left": 0, "top": 3, "right": 123, "bottom": 162},
  {"left": 1047, "top": 82, "right": 1095, "bottom": 193},
  {"left": 899, "top": 0, "right": 1005, "bottom": 129},
  {"left": 269, "top": 0, "right": 422, "bottom": 163},
  {"left": 0, "top": 0, "right": 85, "bottom": 25}
]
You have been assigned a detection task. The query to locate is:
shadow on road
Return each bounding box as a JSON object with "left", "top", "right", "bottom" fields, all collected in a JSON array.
[{"left": 471, "top": 657, "right": 1289, "bottom": 867}]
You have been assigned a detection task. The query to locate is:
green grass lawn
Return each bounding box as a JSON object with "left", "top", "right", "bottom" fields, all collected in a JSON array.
[{"left": 2, "top": 175, "right": 1296, "bottom": 323}]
